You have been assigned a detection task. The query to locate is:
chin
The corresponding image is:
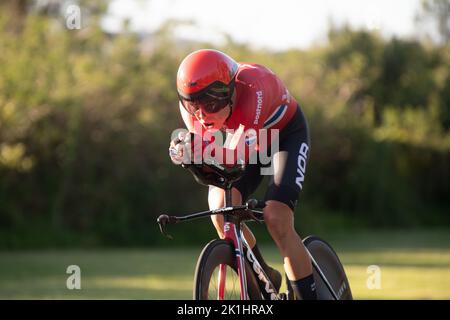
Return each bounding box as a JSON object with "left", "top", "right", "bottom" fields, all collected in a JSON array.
[
  {"left": 205, "top": 126, "right": 220, "bottom": 133},
  {"left": 202, "top": 121, "right": 223, "bottom": 132}
]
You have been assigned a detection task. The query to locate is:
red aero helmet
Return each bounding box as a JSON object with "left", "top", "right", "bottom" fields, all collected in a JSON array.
[{"left": 177, "top": 49, "right": 239, "bottom": 114}]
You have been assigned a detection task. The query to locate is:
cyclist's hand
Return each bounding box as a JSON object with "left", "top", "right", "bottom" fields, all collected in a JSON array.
[
  {"left": 169, "top": 131, "right": 188, "bottom": 165},
  {"left": 169, "top": 132, "right": 209, "bottom": 165}
]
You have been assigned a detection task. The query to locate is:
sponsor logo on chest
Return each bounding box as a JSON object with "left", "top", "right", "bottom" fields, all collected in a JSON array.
[{"left": 253, "top": 91, "right": 263, "bottom": 125}]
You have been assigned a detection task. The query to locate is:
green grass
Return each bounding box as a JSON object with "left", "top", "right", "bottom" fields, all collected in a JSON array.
[{"left": 0, "top": 230, "right": 449, "bottom": 299}]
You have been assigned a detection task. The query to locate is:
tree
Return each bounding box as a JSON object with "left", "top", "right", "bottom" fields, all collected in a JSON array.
[
  {"left": 0, "top": 0, "right": 29, "bottom": 32},
  {"left": 416, "top": 0, "right": 450, "bottom": 46}
]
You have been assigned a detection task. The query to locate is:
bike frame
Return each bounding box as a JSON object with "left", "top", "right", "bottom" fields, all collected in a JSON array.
[{"left": 157, "top": 164, "right": 345, "bottom": 300}]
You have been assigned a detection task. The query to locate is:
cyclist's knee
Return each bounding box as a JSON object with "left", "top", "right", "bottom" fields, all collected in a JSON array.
[{"left": 264, "top": 200, "right": 295, "bottom": 244}]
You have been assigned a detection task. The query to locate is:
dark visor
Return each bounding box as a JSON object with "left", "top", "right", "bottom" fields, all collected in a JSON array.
[{"left": 178, "top": 80, "right": 234, "bottom": 115}]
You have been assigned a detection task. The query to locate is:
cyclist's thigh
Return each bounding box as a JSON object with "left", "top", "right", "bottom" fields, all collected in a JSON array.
[{"left": 265, "top": 107, "right": 310, "bottom": 211}]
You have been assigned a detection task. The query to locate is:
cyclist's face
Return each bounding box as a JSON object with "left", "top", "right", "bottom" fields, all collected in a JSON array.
[{"left": 194, "top": 105, "right": 231, "bottom": 131}]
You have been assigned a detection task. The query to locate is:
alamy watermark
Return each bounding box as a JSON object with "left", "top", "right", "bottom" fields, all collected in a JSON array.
[
  {"left": 366, "top": 265, "right": 382, "bottom": 290},
  {"left": 65, "top": 4, "right": 81, "bottom": 30},
  {"left": 66, "top": 265, "right": 81, "bottom": 290}
]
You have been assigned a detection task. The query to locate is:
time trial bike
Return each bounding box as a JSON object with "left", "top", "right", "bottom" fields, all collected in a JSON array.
[{"left": 157, "top": 161, "right": 353, "bottom": 300}]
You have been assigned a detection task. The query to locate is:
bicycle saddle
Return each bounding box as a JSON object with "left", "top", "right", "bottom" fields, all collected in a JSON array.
[{"left": 183, "top": 159, "right": 245, "bottom": 189}]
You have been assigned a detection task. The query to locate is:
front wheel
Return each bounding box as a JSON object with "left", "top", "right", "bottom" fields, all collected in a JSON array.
[
  {"left": 193, "top": 239, "right": 262, "bottom": 300},
  {"left": 303, "top": 236, "right": 353, "bottom": 300}
]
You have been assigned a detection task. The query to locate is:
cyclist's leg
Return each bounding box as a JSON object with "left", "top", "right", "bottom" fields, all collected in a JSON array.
[
  {"left": 264, "top": 200, "right": 315, "bottom": 299},
  {"left": 263, "top": 106, "right": 317, "bottom": 300}
]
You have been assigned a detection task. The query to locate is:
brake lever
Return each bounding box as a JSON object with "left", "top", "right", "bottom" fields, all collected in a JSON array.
[
  {"left": 247, "top": 210, "right": 264, "bottom": 223},
  {"left": 157, "top": 214, "right": 179, "bottom": 240},
  {"left": 245, "top": 199, "right": 265, "bottom": 223}
]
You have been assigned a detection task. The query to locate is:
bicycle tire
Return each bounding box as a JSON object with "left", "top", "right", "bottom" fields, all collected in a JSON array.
[
  {"left": 303, "top": 235, "right": 353, "bottom": 300},
  {"left": 193, "top": 239, "right": 262, "bottom": 300}
]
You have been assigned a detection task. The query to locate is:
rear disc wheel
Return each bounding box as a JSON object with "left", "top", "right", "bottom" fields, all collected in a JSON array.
[{"left": 303, "top": 236, "right": 353, "bottom": 300}]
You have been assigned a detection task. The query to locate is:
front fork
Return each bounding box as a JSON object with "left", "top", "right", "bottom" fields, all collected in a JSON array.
[
  {"left": 218, "top": 188, "right": 249, "bottom": 300},
  {"left": 218, "top": 220, "right": 248, "bottom": 300}
]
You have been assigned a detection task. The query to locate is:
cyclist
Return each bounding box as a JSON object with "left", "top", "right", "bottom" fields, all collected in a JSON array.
[{"left": 169, "top": 49, "right": 316, "bottom": 300}]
